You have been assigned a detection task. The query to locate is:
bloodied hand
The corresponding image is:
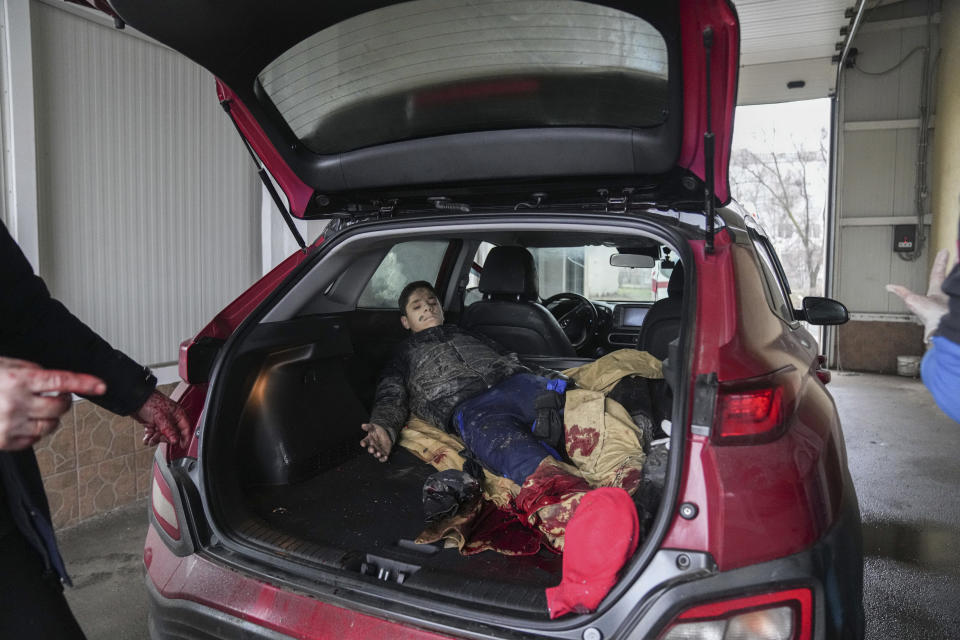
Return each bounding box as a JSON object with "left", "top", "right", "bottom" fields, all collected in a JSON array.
[
  {"left": 135, "top": 390, "right": 191, "bottom": 447},
  {"left": 0, "top": 357, "right": 106, "bottom": 451}
]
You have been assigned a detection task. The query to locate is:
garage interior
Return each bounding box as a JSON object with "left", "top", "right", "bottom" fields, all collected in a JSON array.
[{"left": 1, "top": 0, "right": 958, "bottom": 638}]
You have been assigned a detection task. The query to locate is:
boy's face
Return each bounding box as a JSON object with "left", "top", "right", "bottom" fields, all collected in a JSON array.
[{"left": 401, "top": 288, "right": 444, "bottom": 332}]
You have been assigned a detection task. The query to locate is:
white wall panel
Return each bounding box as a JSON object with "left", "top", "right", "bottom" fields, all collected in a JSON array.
[
  {"left": 841, "top": 130, "right": 898, "bottom": 217},
  {"left": 892, "top": 128, "right": 920, "bottom": 216},
  {"left": 888, "top": 225, "right": 931, "bottom": 304},
  {"left": 843, "top": 30, "right": 909, "bottom": 122},
  {"left": 842, "top": 127, "right": 924, "bottom": 219},
  {"left": 837, "top": 227, "right": 890, "bottom": 310},
  {"left": 896, "top": 26, "right": 937, "bottom": 117},
  {"left": 31, "top": 2, "right": 260, "bottom": 366},
  {"left": 832, "top": 5, "right": 936, "bottom": 315},
  {"left": 837, "top": 226, "right": 929, "bottom": 312}
]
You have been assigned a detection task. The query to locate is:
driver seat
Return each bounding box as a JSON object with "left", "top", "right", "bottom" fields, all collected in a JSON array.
[{"left": 461, "top": 246, "right": 576, "bottom": 357}]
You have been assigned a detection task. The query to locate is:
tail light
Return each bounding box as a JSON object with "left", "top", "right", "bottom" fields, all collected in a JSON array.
[
  {"left": 714, "top": 386, "right": 784, "bottom": 442},
  {"left": 710, "top": 366, "right": 799, "bottom": 444},
  {"left": 152, "top": 461, "right": 181, "bottom": 540},
  {"left": 659, "top": 588, "right": 812, "bottom": 640},
  {"left": 148, "top": 451, "right": 197, "bottom": 557}
]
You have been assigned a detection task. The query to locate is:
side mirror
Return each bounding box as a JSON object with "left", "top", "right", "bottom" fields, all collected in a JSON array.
[
  {"left": 610, "top": 253, "right": 656, "bottom": 268},
  {"left": 797, "top": 297, "right": 849, "bottom": 325}
]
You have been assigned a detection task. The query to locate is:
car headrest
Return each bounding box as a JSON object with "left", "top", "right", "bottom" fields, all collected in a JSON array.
[
  {"left": 667, "top": 262, "right": 684, "bottom": 298},
  {"left": 479, "top": 246, "right": 539, "bottom": 300}
]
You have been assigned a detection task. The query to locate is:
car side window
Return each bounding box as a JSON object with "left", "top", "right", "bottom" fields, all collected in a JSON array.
[
  {"left": 357, "top": 241, "right": 449, "bottom": 308},
  {"left": 751, "top": 236, "right": 795, "bottom": 324}
]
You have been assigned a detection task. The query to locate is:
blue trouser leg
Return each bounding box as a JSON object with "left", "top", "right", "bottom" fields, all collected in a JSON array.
[{"left": 453, "top": 373, "right": 562, "bottom": 485}]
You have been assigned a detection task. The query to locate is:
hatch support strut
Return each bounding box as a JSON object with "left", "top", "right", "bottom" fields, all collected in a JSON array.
[
  {"left": 702, "top": 27, "right": 716, "bottom": 255},
  {"left": 220, "top": 100, "right": 307, "bottom": 252}
]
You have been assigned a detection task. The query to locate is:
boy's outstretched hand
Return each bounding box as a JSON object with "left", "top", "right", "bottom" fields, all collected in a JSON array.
[{"left": 360, "top": 422, "right": 392, "bottom": 462}]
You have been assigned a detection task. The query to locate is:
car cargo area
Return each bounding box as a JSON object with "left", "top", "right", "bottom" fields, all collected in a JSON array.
[
  {"left": 246, "top": 449, "right": 565, "bottom": 614},
  {"left": 202, "top": 309, "right": 671, "bottom": 617},
  {"left": 199, "top": 222, "right": 685, "bottom": 619}
]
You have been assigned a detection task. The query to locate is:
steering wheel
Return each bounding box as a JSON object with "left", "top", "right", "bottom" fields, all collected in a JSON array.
[{"left": 542, "top": 293, "right": 599, "bottom": 350}]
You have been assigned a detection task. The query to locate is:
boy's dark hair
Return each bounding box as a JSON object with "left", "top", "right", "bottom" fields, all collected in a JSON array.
[{"left": 398, "top": 281, "right": 438, "bottom": 315}]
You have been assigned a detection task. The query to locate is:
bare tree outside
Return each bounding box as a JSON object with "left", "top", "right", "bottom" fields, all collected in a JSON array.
[{"left": 730, "top": 104, "right": 830, "bottom": 305}]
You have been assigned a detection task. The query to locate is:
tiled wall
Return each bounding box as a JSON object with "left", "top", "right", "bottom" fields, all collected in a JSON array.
[{"left": 38, "top": 384, "right": 177, "bottom": 530}]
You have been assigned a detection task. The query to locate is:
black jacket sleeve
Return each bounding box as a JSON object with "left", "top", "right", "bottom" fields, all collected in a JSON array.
[
  {"left": 368, "top": 351, "right": 409, "bottom": 443},
  {"left": 0, "top": 222, "right": 155, "bottom": 415}
]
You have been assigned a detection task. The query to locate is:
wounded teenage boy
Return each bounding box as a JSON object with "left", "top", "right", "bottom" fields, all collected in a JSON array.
[
  {"left": 359, "top": 279, "right": 644, "bottom": 618},
  {"left": 359, "top": 280, "right": 568, "bottom": 485}
]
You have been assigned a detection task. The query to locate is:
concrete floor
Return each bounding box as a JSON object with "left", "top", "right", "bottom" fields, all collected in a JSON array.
[
  {"left": 57, "top": 372, "right": 960, "bottom": 639},
  {"left": 830, "top": 372, "right": 960, "bottom": 640},
  {"left": 59, "top": 500, "right": 150, "bottom": 640}
]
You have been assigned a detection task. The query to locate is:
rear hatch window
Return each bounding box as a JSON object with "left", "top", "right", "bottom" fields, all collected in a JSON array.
[{"left": 258, "top": 0, "right": 669, "bottom": 154}]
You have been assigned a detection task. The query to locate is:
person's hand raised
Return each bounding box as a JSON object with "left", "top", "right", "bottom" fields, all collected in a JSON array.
[
  {"left": 887, "top": 249, "right": 953, "bottom": 342},
  {"left": 0, "top": 357, "right": 105, "bottom": 451},
  {"left": 360, "top": 422, "right": 392, "bottom": 462}
]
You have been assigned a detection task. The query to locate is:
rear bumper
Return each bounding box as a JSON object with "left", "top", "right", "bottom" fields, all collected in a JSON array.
[
  {"left": 145, "top": 484, "right": 863, "bottom": 640},
  {"left": 145, "top": 577, "right": 294, "bottom": 640},
  {"left": 143, "top": 524, "right": 455, "bottom": 640}
]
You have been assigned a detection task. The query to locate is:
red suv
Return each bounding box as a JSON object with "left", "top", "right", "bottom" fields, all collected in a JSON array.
[{"left": 106, "top": 0, "right": 865, "bottom": 638}]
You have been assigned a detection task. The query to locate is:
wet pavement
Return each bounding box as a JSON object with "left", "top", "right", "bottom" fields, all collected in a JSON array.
[
  {"left": 55, "top": 372, "right": 959, "bottom": 639},
  {"left": 59, "top": 500, "right": 150, "bottom": 639},
  {"left": 831, "top": 372, "right": 960, "bottom": 640}
]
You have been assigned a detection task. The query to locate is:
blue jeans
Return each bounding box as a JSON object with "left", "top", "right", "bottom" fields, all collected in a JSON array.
[{"left": 453, "top": 373, "right": 565, "bottom": 484}]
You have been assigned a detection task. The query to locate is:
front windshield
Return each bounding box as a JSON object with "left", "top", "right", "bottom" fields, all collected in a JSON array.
[
  {"left": 529, "top": 246, "right": 670, "bottom": 302},
  {"left": 466, "top": 243, "right": 673, "bottom": 304}
]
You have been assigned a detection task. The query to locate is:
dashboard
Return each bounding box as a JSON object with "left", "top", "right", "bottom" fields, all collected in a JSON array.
[
  {"left": 616, "top": 305, "right": 650, "bottom": 328},
  {"left": 594, "top": 302, "right": 653, "bottom": 352}
]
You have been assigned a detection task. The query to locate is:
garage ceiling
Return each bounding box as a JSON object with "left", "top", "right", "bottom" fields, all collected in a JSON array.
[{"left": 735, "top": 0, "right": 853, "bottom": 105}]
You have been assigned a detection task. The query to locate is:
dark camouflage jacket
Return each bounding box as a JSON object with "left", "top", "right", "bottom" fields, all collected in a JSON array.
[{"left": 369, "top": 325, "right": 552, "bottom": 441}]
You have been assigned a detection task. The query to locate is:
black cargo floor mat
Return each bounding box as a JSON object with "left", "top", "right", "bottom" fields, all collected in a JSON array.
[{"left": 246, "top": 448, "right": 562, "bottom": 613}]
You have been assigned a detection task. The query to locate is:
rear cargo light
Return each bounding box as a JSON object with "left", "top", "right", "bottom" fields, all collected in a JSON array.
[
  {"left": 152, "top": 462, "right": 181, "bottom": 540},
  {"left": 659, "top": 588, "right": 812, "bottom": 640},
  {"left": 715, "top": 386, "right": 783, "bottom": 441}
]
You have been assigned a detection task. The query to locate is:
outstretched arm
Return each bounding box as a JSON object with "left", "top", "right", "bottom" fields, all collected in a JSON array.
[
  {"left": 0, "top": 221, "right": 156, "bottom": 417},
  {"left": 888, "top": 247, "right": 960, "bottom": 423},
  {"left": 364, "top": 356, "right": 409, "bottom": 460},
  {"left": 886, "top": 248, "right": 951, "bottom": 342},
  {"left": 0, "top": 357, "right": 105, "bottom": 451}
]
